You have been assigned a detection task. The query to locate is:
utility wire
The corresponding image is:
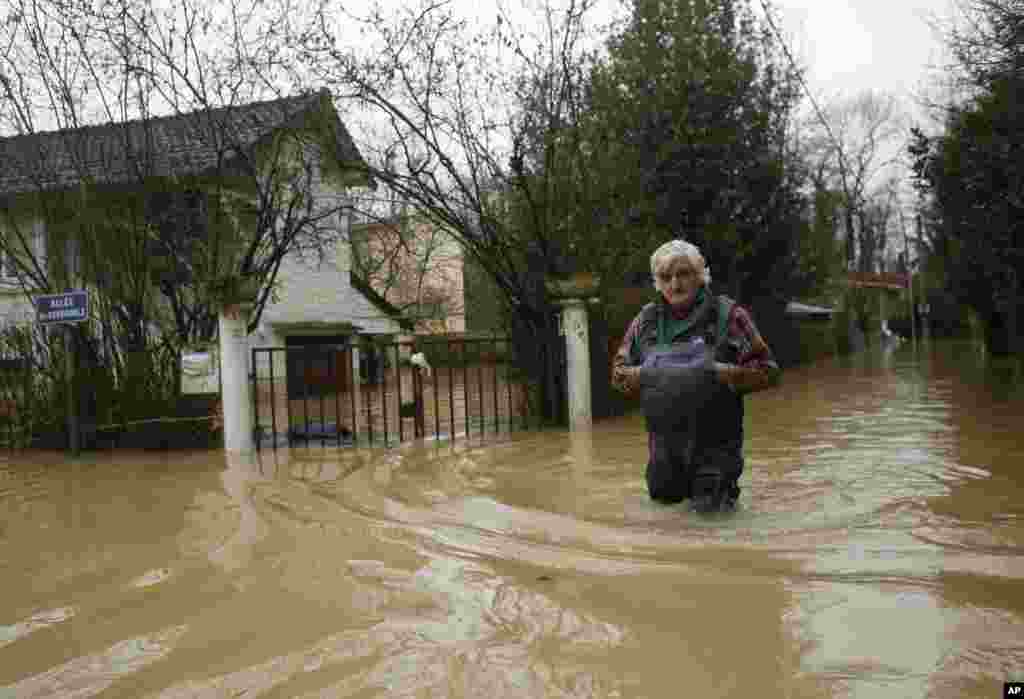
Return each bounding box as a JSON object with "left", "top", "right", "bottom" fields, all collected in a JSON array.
[
  {"left": 756, "top": 0, "right": 849, "bottom": 173},
  {"left": 758, "top": 0, "right": 868, "bottom": 274}
]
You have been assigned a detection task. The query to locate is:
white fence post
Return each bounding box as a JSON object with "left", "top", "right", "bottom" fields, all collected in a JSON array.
[
  {"left": 219, "top": 303, "right": 254, "bottom": 452},
  {"left": 547, "top": 274, "right": 600, "bottom": 432},
  {"left": 351, "top": 344, "right": 362, "bottom": 418},
  {"left": 558, "top": 297, "right": 593, "bottom": 430}
]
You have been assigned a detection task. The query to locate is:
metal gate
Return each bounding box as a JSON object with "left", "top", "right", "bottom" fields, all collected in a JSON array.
[{"left": 251, "top": 336, "right": 535, "bottom": 449}]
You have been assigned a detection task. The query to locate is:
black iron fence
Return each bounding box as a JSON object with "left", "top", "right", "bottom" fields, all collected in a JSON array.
[{"left": 251, "top": 336, "right": 536, "bottom": 449}]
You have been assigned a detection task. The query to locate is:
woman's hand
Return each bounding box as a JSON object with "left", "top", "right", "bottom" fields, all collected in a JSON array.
[
  {"left": 714, "top": 362, "right": 779, "bottom": 394},
  {"left": 714, "top": 362, "right": 739, "bottom": 393},
  {"left": 612, "top": 364, "right": 641, "bottom": 396}
]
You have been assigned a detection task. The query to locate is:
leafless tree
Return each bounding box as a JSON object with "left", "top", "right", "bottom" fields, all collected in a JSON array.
[
  {"left": 0, "top": 0, "right": 362, "bottom": 347},
  {"left": 801, "top": 90, "right": 908, "bottom": 273},
  {"left": 348, "top": 185, "right": 465, "bottom": 332},
  {"left": 0, "top": 0, "right": 365, "bottom": 432},
  {"left": 286, "top": 0, "right": 604, "bottom": 419},
  {"left": 943, "top": 0, "right": 1023, "bottom": 89}
]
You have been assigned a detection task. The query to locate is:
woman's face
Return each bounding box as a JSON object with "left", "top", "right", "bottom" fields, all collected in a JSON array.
[{"left": 657, "top": 257, "right": 700, "bottom": 308}]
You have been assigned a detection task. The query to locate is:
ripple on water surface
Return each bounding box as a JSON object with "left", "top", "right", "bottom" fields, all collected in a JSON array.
[{"left": 0, "top": 341, "right": 1022, "bottom": 697}]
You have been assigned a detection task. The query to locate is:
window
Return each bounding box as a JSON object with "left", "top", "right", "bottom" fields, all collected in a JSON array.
[
  {"left": 0, "top": 220, "right": 45, "bottom": 283},
  {"left": 147, "top": 190, "right": 208, "bottom": 242},
  {"left": 145, "top": 189, "right": 208, "bottom": 283},
  {"left": 0, "top": 233, "right": 17, "bottom": 281}
]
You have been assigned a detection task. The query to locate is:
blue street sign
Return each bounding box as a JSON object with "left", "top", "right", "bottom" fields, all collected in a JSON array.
[{"left": 35, "top": 291, "right": 89, "bottom": 325}]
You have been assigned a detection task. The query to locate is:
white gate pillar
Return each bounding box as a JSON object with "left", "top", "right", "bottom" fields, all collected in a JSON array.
[
  {"left": 219, "top": 303, "right": 254, "bottom": 452},
  {"left": 558, "top": 298, "right": 593, "bottom": 430},
  {"left": 547, "top": 274, "right": 601, "bottom": 432},
  {"left": 350, "top": 344, "right": 362, "bottom": 431}
]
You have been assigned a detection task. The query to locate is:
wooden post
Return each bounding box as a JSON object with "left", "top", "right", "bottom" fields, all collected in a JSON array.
[{"left": 412, "top": 367, "right": 425, "bottom": 438}]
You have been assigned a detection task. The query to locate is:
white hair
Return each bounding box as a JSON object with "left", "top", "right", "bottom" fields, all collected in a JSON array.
[{"left": 650, "top": 239, "right": 711, "bottom": 292}]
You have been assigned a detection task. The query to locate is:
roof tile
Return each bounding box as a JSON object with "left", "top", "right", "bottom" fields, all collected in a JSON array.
[{"left": 0, "top": 90, "right": 364, "bottom": 195}]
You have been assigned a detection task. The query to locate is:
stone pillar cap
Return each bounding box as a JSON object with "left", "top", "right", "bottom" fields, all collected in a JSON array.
[{"left": 545, "top": 273, "right": 601, "bottom": 301}]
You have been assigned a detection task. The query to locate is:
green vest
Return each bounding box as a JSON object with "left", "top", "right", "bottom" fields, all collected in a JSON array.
[
  {"left": 631, "top": 290, "right": 735, "bottom": 361},
  {"left": 630, "top": 290, "right": 744, "bottom": 450}
]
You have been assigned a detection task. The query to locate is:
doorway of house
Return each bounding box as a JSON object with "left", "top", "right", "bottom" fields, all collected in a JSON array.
[{"left": 284, "top": 335, "right": 352, "bottom": 401}]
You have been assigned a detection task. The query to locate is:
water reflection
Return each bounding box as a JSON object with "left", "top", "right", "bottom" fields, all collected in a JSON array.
[{"left": 0, "top": 340, "right": 1021, "bottom": 697}]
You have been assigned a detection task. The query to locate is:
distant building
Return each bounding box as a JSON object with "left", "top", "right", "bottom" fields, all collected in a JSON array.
[
  {"left": 348, "top": 213, "right": 465, "bottom": 334},
  {"left": 784, "top": 301, "right": 835, "bottom": 319}
]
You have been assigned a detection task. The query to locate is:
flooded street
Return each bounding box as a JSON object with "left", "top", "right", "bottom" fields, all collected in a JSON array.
[{"left": 2, "top": 339, "right": 1023, "bottom": 698}]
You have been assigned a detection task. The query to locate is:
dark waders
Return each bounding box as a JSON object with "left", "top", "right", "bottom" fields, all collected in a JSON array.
[{"left": 639, "top": 336, "right": 743, "bottom": 512}]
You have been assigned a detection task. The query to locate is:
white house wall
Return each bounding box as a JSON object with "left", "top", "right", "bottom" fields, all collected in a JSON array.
[
  {"left": 0, "top": 200, "right": 400, "bottom": 343},
  {"left": 250, "top": 176, "right": 403, "bottom": 379},
  {"left": 2, "top": 130, "right": 401, "bottom": 390},
  {"left": 0, "top": 214, "right": 45, "bottom": 328},
  {"left": 0, "top": 290, "right": 36, "bottom": 328},
  {"left": 257, "top": 238, "right": 402, "bottom": 331},
  {"left": 256, "top": 176, "right": 403, "bottom": 336}
]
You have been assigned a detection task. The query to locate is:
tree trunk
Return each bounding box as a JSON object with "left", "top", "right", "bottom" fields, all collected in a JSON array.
[{"left": 984, "top": 311, "right": 1014, "bottom": 356}]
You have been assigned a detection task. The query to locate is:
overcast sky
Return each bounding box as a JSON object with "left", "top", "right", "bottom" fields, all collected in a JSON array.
[
  {"left": 448, "top": 0, "right": 956, "bottom": 125},
  {"left": 768, "top": 0, "right": 954, "bottom": 122}
]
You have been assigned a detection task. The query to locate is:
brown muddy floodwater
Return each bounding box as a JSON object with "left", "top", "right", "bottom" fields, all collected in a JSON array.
[{"left": 2, "top": 339, "right": 1023, "bottom": 698}]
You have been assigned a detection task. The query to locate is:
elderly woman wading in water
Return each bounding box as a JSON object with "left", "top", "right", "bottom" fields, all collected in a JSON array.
[{"left": 612, "top": 240, "right": 781, "bottom": 513}]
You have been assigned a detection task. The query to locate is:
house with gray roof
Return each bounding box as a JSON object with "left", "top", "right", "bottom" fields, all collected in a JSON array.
[{"left": 0, "top": 90, "right": 411, "bottom": 366}]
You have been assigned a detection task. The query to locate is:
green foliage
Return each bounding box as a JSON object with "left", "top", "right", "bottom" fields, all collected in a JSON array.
[
  {"left": 831, "top": 304, "right": 857, "bottom": 356},
  {"left": 794, "top": 318, "right": 838, "bottom": 364},
  {"left": 0, "top": 320, "right": 201, "bottom": 448},
  {"left": 462, "top": 256, "right": 507, "bottom": 333},
  {"left": 910, "top": 72, "right": 1023, "bottom": 353},
  {"left": 0, "top": 325, "right": 57, "bottom": 447},
  {"left": 909, "top": 0, "right": 1023, "bottom": 354},
  {"left": 510, "top": 0, "right": 818, "bottom": 305},
  {"left": 802, "top": 186, "right": 846, "bottom": 299},
  {"left": 847, "top": 286, "right": 879, "bottom": 334}
]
